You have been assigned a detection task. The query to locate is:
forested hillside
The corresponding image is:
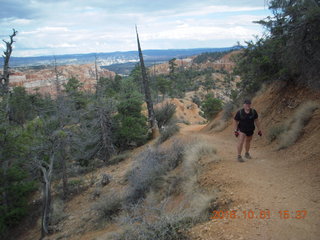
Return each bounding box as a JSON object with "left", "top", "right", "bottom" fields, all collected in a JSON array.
[{"left": 0, "top": 37, "right": 237, "bottom": 239}]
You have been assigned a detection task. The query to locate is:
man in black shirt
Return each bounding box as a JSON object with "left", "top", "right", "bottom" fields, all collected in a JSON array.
[{"left": 233, "top": 99, "right": 262, "bottom": 162}]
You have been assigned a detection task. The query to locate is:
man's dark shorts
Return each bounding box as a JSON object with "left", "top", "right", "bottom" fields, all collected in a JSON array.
[{"left": 240, "top": 130, "right": 254, "bottom": 137}]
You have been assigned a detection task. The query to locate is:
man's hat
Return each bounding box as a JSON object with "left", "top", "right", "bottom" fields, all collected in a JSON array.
[{"left": 244, "top": 99, "right": 252, "bottom": 104}]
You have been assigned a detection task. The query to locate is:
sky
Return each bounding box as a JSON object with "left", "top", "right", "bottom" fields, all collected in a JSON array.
[{"left": 0, "top": 0, "right": 271, "bottom": 57}]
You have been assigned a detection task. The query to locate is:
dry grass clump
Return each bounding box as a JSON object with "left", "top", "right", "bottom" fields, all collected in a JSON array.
[
  {"left": 209, "top": 119, "right": 228, "bottom": 132},
  {"left": 108, "top": 151, "right": 131, "bottom": 165},
  {"left": 222, "top": 102, "right": 234, "bottom": 121},
  {"left": 186, "top": 192, "right": 219, "bottom": 221},
  {"left": 277, "top": 101, "right": 319, "bottom": 150},
  {"left": 93, "top": 193, "right": 123, "bottom": 221},
  {"left": 182, "top": 138, "right": 220, "bottom": 219},
  {"left": 110, "top": 205, "right": 192, "bottom": 240},
  {"left": 50, "top": 198, "right": 68, "bottom": 226},
  {"left": 183, "top": 140, "right": 218, "bottom": 178},
  {"left": 158, "top": 123, "right": 180, "bottom": 144},
  {"left": 125, "top": 139, "right": 185, "bottom": 204},
  {"left": 267, "top": 124, "right": 286, "bottom": 143},
  {"left": 208, "top": 102, "right": 234, "bottom": 132},
  {"left": 111, "top": 137, "right": 220, "bottom": 239},
  {"left": 105, "top": 136, "right": 220, "bottom": 239}
]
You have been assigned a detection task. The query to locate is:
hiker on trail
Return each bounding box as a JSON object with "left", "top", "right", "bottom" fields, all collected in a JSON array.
[{"left": 233, "top": 99, "right": 262, "bottom": 162}]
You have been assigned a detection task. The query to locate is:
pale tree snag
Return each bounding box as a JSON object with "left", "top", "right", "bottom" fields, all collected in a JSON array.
[
  {"left": 1, "top": 29, "right": 18, "bottom": 95},
  {"left": 40, "top": 155, "right": 54, "bottom": 238},
  {"left": 94, "top": 54, "right": 99, "bottom": 82},
  {"left": 0, "top": 29, "right": 18, "bottom": 222},
  {"left": 31, "top": 151, "right": 55, "bottom": 239},
  {"left": 135, "top": 26, "right": 159, "bottom": 138},
  {"left": 53, "top": 56, "right": 62, "bottom": 95}
]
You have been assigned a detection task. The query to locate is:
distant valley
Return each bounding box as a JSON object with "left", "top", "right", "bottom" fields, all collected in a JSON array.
[{"left": 5, "top": 47, "right": 238, "bottom": 75}]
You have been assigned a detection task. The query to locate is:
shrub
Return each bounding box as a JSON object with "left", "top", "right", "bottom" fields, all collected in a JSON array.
[
  {"left": 154, "top": 103, "right": 177, "bottom": 129},
  {"left": 209, "top": 120, "right": 227, "bottom": 132},
  {"left": 182, "top": 138, "right": 219, "bottom": 215},
  {"left": 94, "top": 193, "right": 123, "bottom": 221},
  {"left": 187, "top": 193, "right": 218, "bottom": 222},
  {"left": 111, "top": 137, "right": 219, "bottom": 240},
  {"left": 184, "top": 140, "right": 217, "bottom": 175},
  {"left": 113, "top": 95, "right": 148, "bottom": 150},
  {"left": 108, "top": 151, "right": 131, "bottom": 165},
  {"left": 112, "top": 206, "right": 193, "bottom": 240},
  {"left": 0, "top": 165, "right": 36, "bottom": 235},
  {"left": 191, "top": 95, "right": 201, "bottom": 107},
  {"left": 125, "top": 140, "right": 185, "bottom": 204},
  {"left": 267, "top": 124, "right": 285, "bottom": 143},
  {"left": 200, "top": 94, "right": 222, "bottom": 120},
  {"left": 277, "top": 101, "right": 319, "bottom": 149},
  {"left": 67, "top": 179, "right": 87, "bottom": 195},
  {"left": 158, "top": 123, "right": 180, "bottom": 144},
  {"left": 222, "top": 102, "right": 234, "bottom": 121},
  {"left": 113, "top": 115, "right": 148, "bottom": 150}
]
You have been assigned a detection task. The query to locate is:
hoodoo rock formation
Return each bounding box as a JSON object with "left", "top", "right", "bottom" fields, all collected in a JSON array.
[{"left": 9, "top": 64, "right": 115, "bottom": 96}]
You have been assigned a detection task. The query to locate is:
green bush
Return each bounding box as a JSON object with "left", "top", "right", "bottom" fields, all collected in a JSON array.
[
  {"left": 113, "top": 96, "right": 148, "bottom": 150},
  {"left": 0, "top": 166, "right": 36, "bottom": 234},
  {"left": 191, "top": 95, "right": 201, "bottom": 107},
  {"left": 235, "top": 0, "right": 320, "bottom": 96},
  {"left": 200, "top": 94, "right": 222, "bottom": 120}
]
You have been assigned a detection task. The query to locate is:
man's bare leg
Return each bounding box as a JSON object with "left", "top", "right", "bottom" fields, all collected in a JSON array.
[
  {"left": 237, "top": 132, "right": 246, "bottom": 156},
  {"left": 245, "top": 135, "right": 253, "bottom": 158},
  {"left": 245, "top": 135, "right": 253, "bottom": 153}
]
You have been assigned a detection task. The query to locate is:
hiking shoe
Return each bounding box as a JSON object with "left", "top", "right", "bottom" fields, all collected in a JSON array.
[
  {"left": 237, "top": 155, "right": 245, "bottom": 162},
  {"left": 245, "top": 152, "right": 252, "bottom": 159}
]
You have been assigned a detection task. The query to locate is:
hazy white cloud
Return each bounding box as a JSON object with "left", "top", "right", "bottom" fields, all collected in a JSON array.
[
  {"left": 0, "top": 0, "right": 271, "bottom": 57},
  {"left": 172, "top": 5, "right": 266, "bottom": 17}
]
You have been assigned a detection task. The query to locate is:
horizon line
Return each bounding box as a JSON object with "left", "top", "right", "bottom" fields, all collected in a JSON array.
[{"left": 11, "top": 46, "right": 241, "bottom": 59}]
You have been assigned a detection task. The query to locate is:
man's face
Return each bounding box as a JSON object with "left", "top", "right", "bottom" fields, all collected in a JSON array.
[{"left": 243, "top": 103, "right": 251, "bottom": 110}]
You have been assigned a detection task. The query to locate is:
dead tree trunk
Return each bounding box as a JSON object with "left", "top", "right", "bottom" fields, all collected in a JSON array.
[
  {"left": 135, "top": 26, "right": 159, "bottom": 138},
  {"left": 94, "top": 54, "right": 99, "bottom": 82},
  {"left": 39, "top": 153, "right": 54, "bottom": 239},
  {"left": 0, "top": 30, "right": 17, "bottom": 208},
  {"left": 1, "top": 29, "right": 17, "bottom": 95},
  {"left": 53, "top": 56, "right": 62, "bottom": 95},
  {"left": 1, "top": 29, "right": 18, "bottom": 123},
  {"left": 99, "top": 106, "right": 115, "bottom": 161}
]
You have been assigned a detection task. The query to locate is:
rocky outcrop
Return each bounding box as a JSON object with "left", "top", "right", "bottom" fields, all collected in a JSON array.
[
  {"left": 9, "top": 64, "right": 115, "bottom": 96},
  {"left": 150, "top": 50, "right": 241, "bottom": 75}
]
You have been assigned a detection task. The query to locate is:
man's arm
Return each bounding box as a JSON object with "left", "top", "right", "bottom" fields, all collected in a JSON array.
[
  {"left": 254, "top": 118, "right": 261, "bottom": 132},
  {"left": 233, "top": 119, "right": 239, "bottom": 131}
]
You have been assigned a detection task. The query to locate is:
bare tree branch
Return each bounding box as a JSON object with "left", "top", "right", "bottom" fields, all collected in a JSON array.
[{"left": 1, "top": 29, "right": 18, "bottom": 95}]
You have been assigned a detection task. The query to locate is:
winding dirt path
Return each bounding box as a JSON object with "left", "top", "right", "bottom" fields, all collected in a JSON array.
[{"left": 181, "top": 124, "right": 320, "bottom": 240}]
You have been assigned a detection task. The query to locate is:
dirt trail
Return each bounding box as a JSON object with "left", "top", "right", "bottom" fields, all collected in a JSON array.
[{"left": 181, "top": 124, "right": 320, "bottom": 240}]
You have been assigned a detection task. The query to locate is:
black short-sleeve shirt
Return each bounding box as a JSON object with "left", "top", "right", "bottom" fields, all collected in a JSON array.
[{"left": 234, "top": 108, "right": 258, "bottom": 132}]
